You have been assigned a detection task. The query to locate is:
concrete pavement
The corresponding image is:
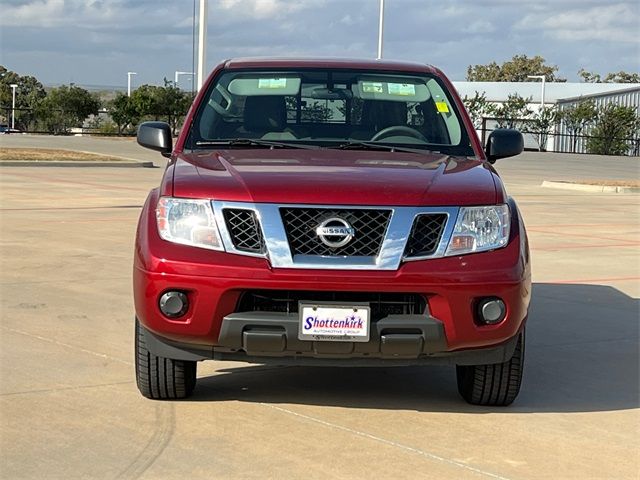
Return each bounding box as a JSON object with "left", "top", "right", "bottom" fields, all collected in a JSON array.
[{"left": 0, "top": 144, "right": 638, "bottom": 479}]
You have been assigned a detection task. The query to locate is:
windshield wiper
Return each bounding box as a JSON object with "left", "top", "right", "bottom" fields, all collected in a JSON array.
[
  {"left": 329, "top": 141, "right": 439, "bottom": 155},
  {"left": 195, "top": 138, "right": 319, "bottom": 150}
]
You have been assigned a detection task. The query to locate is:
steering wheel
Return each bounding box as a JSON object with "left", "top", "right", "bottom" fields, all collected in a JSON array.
[{"left": 370, "top": 125, "right": 429, "bottom": 142}]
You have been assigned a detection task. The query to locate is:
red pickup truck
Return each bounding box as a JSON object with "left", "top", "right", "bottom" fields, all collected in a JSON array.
[{"left": 134, "top": 57, "right": 530, "bottom": 406}]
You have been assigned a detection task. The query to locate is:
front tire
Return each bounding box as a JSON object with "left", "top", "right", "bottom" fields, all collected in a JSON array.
[
  {"left": 456, "top": 331, "right": 525, "bottom": 406},
  {"left": 135, "top": 319, "right": 197, "bottom": 400}
]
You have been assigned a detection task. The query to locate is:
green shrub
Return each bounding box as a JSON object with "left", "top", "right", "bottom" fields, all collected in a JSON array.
[
  {"left": 99, "top": 120, "right": 119, "bottom": 135},
  {"left": 586, "top": 104, "right": 640, "bottom": 156}
]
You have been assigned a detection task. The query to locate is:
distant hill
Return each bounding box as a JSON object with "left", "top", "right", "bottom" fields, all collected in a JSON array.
[
  {"left": 44, "top": 83, "right": 129, "bottom": 92},
  {"left": 43, "top": 83, "right": 127, "bottom": 102}
]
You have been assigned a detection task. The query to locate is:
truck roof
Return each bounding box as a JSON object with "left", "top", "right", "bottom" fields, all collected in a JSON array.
[{"left": 223, "top": 57, "right": 439, "bottom": 74}]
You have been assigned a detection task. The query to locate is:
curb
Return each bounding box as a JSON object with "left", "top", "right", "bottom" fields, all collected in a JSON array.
[
  {"left": 541, "top": 180, "right": 640, "bottom": 194},
  {"left": 0, "top": 160, "right": 156, "bottom": 168}
]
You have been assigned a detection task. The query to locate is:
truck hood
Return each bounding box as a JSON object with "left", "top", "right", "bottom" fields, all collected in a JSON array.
[{"left": 172, "top": 149, "right": 498, "bottom": 206}]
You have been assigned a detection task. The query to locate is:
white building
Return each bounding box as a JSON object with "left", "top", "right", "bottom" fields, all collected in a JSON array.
[{"left": 453, "top": 82, "right": 640, "bottom": 154}]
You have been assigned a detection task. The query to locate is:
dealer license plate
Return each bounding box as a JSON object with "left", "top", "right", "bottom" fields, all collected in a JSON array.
[{"left": 298, "top": 302, "right": 370, "bottom": 342}]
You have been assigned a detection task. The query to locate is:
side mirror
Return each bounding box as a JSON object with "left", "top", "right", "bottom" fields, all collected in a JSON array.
[
  {"left": 137, "top": 121, "right": 172, "bottom": 158},
  {"left": 485, "top": 129, "right": 524, "bottom": 163}
]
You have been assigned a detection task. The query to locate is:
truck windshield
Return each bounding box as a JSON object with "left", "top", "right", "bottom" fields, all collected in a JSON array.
[{"left": 187, "top": 69, "right": 475, "bottom": 156}]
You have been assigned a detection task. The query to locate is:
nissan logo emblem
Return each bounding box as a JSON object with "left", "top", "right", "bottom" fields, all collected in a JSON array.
[{"left": 315, "top": 217, "right": 355, "bottom": 248}]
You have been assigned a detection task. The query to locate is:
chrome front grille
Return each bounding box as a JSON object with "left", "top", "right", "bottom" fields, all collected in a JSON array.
[
  {"left": 222, "top": 208, "right": 265, "bottom": 254},
  {"left": 404, "top": 214, "right": 448, "bottom": 258},
  {"left": 280, "top": 208, "right": 392, "bottom": 256},
  {"left": 213, "top": 201, "right": 458, "bottom": 270}
]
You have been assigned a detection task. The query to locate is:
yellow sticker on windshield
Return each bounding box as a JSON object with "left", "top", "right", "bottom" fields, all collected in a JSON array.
[
  {"left": 436, "top": 101, "right": 450, "bottom": 113},
  {"left": 258, "top": 78, "right": 287, "bottom": 89}
]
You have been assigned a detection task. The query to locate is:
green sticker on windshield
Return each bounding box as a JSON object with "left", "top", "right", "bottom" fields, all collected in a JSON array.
[
  {"left": 387, "top": 83, "right": 416, "bottom": 96},
  {"left": 258, "top": 78, "right": 287, "bottom": 89},
  {"left": 362, "top": 81, "right": 384, "bottom": 93}
]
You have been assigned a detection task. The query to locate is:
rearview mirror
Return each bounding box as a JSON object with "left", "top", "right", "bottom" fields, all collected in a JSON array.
[
  {"left": 137, "top": 121, "right": 172, "bottom": 158},
  {"left": 485, "top": 129, "right": 524, "bottom": 163},
  {"left": 307, "top": 87, "right": 353, "bottom": 100}
]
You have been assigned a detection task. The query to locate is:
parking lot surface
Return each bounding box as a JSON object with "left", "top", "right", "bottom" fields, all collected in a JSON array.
[{"left": 1, "top": 137, "right": 638, "bottom": 479}]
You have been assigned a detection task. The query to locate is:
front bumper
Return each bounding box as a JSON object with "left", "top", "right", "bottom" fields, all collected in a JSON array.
[
  {"left": 139, "top": 310, "right": 521, "bottom": 366},
  {"left": 134, "top": 190, "right": 531, "bottom": 364}
]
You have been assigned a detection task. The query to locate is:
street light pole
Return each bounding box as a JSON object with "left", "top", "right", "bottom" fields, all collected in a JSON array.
[
  {"left": 527, "top": 75, "right": 546, "bottom": 109},
  {"left": 175, "top": 71, "right": 195, "bottom": 88},
  {"left": 197, "top": 0, "right": 208, "bottom": 91},
  {"left": 127, "top": 72, "right": 138, "bottom": 97},
  {"left": 527, "top": 75, "right": 548, "bottom": 151},
  {"left": 376, "top": 0, "right": 385, "bottom": 59},
  {"left": 10, "top": 84, "right": 17, "bottom": 130}
]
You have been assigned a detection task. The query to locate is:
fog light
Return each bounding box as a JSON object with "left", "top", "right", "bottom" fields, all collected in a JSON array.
[
  {"left": 477, "top": 298, "right": 506, "bottom": 325},
  {"left": 159, "top": 291, "right": 189, "bottom": 318}
]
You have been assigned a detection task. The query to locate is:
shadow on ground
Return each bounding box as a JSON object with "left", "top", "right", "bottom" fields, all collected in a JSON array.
[{"left": 193, "top": 283, "right": 639, "bottom": 413}]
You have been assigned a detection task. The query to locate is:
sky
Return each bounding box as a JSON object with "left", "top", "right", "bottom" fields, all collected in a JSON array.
[{"left": 1, "top": 0, "right": 638, "bottom": 88}]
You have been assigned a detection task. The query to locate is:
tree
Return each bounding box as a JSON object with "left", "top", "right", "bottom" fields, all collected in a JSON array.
[
  {"left": 578, "top": 69, "right": 640, "bottom": 83},
  {"left": 559, "top": 100, "right": 598, "bottom": 152},
  {"left": 462, "top": 91, "right": 496, "bottom": 129},
  {"left": 108, "top": 92, "right": 139, "bottom": 134},
  {"left": 494, "top": 94, "right": 533, "bottom": 129},
  {"left": 577, "top": 69, "right": 601, "bottom": 83},
  {"left": 526, "top": 106, "right": 561, "bottom": 151},
  {"left": 604, "top": 72, "right": 640, "bottom": 83},
  {"left": 154, "top": 79, "right": 192, "bottom": 134},
  {"left": 129, "top": 84, "right": 163, "bottom": 120},
  {"left": 466, "top": 55, "right": 566, "bottom": 82},
  {"left": 36, "top": 85, "right": 100, "bottom": 134},
  {"left": 14, "top": 75, "right": 47, "bottom": 130},
  {"left": 586, "top": 104, "right": 639, "bottom": 156},
  {"left": 0, "top": 66, "right": 47, "bottom": 130},
  {"left": 129, "top": 80, "right": 192, "bottom": 134}
]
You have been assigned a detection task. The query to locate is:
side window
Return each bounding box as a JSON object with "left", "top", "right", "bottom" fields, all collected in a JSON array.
[
  {"left": 285, "top": 96, "right": 298, "bottom": 122},
  {"left": 325, "top": 99, "right": 346, "bottom": 123},
  {"left": 301, "top": 99, "right": 335, "bottom": 123},
  {"left": 297, "top": 83, "right": 347, "bottom": 124}
]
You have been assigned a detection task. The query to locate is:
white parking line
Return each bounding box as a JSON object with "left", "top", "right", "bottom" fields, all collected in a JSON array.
[{"left": 261, "top": 403, "right": 513, "bottom": 480}]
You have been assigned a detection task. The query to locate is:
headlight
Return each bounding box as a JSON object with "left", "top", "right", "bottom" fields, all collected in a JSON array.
[
  {"left": 156, "top": 197, "right": 223, "bottom": 251},
  {"left": 445, "top": 205, "right": 510, "bottom": 256}
]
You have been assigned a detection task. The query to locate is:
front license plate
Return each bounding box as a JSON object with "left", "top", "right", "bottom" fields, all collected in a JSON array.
[{"left": 298, "top": 303, "right": 370, "bottom": 342}]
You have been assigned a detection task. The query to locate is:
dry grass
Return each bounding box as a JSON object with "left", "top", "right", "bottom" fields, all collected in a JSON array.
[
  {"left": 569, "top": 179, "right": 640, "bottom": 187},
  {"left": 0, "top": 148, "right": 128, "bottom": 162}
]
